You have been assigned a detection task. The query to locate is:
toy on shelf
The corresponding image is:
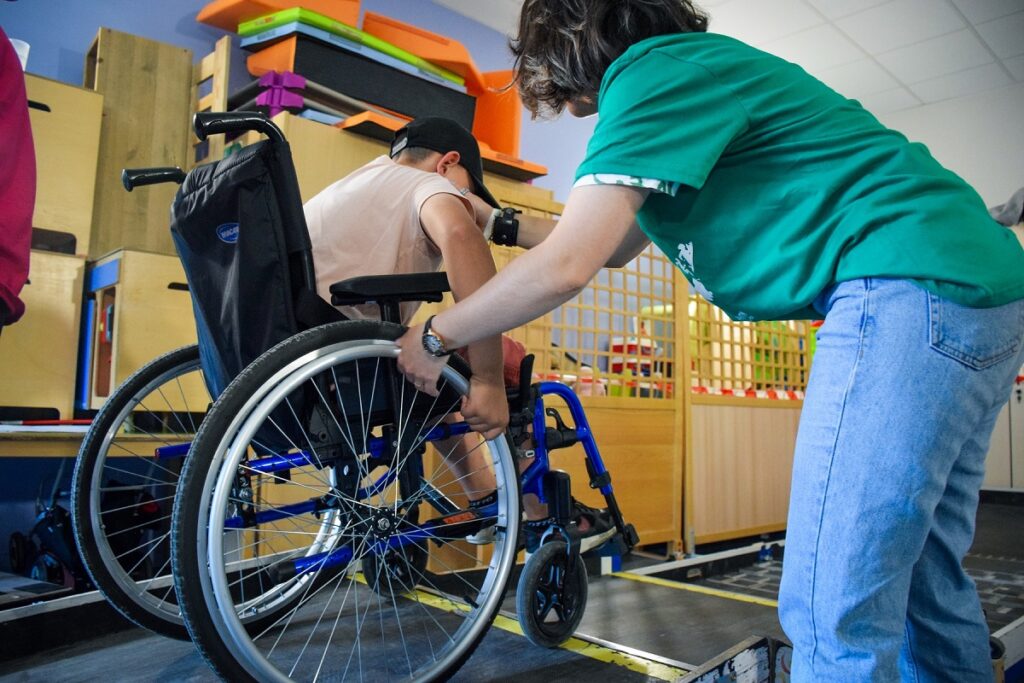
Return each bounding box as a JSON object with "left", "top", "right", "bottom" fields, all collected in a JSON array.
[
  {"left": 195, "top": 0, "right": 547, "bottom": 181},
  {"left": 231, "top": 71, "right": 394, "bottom": 120},
  {"left": 196, "top": 0, "right": 359, "bottom": 31},
  {"left": 242, "top": 31, "right": 476, "bottom": 128},
  {"left": 238, "top": 7, "right": 464, "bottom": 87},
  {"left": 362, "top": 12, "right": 486, "bottom": 94}
]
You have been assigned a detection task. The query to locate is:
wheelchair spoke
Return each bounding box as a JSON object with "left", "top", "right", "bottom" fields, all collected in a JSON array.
[
  {"left": 183, "top": 340, "right": 520, "bottom": 681},
  {"left": 172, "top": 373, "right": 201, "bottom": 435},
  {"left": 152, "top": 387, "right": 196, "bottom": 437},
  {"left": 106, "top": 442, "right": 184, "bottom": 479},
  {"left": 97, "top": 464, "right": 175, "bottom": 488},
  {"left": 103, "top": 512, "right": 173, "bottom": 539}
]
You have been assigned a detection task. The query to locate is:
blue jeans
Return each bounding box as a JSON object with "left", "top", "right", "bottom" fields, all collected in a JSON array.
[{"left": 779, "top": 278, "right": 1024, "bottom": 682}]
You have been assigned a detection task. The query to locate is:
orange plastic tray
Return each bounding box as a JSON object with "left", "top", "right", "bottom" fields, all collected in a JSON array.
[
  {"left": 197, "top": 0, "right": 359, "bottom": 31},
  {"left": 361, "top": 12, "right": 486, "bottom": 94},
  {"left": 473, "top": 70, "right": 521, "bottom": 159},
  {"left": 245, "top": 36, "right": 296, "bottom": 77}
]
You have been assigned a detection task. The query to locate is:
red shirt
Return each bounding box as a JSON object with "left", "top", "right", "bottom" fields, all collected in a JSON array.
[{"left": 0, "top": 26, "right": 35, "bottom": 326}]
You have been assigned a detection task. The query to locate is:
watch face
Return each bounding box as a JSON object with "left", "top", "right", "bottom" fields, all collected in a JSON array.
[{"left": 423, "top": 332, "right": 446, "bottom": 356}]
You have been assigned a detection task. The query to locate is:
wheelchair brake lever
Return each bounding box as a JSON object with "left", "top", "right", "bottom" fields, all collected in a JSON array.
[{"left": 544, "top": 407, "right": 579, "bottom": 451}]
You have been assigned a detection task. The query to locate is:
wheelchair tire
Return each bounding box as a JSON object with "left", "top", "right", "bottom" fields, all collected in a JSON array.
[
  {"left": 516, "top": 540, "right": 588, "bottom": 648},
  {"left": 172, "top": 320, "right": 521, "bottom": 683},
  {"left": 71, "top": 344, "right": 208, "bottom": 639}
]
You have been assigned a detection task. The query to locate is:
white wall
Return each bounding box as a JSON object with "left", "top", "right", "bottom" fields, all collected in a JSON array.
[{"left": 878, "top": 84, "right": 1024, "bottom": 208}]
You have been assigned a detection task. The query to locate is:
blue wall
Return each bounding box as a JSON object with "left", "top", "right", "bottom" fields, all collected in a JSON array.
[{"left": 1, "top": 0, "right": 594, "bottom": 200}]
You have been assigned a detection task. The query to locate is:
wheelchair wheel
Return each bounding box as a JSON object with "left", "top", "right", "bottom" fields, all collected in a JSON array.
[
  {"left": 172, "top": 321, "right": 520, "bottom": 682},
  {"left": 516, "top": 541, "right": 588, "bottom": 648},
  {"left": 8, "top": 531, "right": 34, "bottom": 575},
  {"left": 71, "top": 344, "right": 209, "bottom": 639},
  {"left": 362, "top": 537, "right": 428, "bottom": 598}
]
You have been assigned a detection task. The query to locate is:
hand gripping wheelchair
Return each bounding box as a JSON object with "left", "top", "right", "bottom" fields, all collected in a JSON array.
[{"left": 71, "top": 112, "right": 637, "bottom": 681}]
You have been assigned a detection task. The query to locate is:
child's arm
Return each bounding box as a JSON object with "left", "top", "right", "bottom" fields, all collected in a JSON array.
[{"left": 419, "top": 192, "right": 508, "bottom": 438}]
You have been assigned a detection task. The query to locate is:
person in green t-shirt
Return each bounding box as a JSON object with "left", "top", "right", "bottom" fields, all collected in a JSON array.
[{"left": 397, "top": 2, "right": 1024, "bottom": 679}]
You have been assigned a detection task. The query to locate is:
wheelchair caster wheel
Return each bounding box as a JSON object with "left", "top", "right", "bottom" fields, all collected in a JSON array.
[
  {"left": 516, "top": 540, "right": 588, "bottom": 648},
  {"left": 362, "top": 540, "right": 427, "bottom": 597}
]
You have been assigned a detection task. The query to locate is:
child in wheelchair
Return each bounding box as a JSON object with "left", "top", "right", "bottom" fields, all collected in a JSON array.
[
  {"left": 76, "top": 113, "right": 637, "bottom": 677},
  {"left": 304, "top": 116, "right": 615, "bottom": 554}
]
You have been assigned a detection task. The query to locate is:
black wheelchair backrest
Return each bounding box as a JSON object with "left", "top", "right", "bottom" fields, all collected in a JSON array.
[{"left": 170, "top": 131, "right": 315, "bottom": 399}]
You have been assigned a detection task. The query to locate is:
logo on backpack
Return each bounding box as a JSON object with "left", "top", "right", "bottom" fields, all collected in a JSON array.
[{"left": 216, "top": 222, "right": 239, "bottom": 244}]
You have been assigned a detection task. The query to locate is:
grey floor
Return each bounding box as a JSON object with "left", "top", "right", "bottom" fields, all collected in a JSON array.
[
  {"left": 0, "top": 573, "right": 689, "bottom": 683},
  {"left": 2, "top": 502, "right": 1017, "bottom": 681}
]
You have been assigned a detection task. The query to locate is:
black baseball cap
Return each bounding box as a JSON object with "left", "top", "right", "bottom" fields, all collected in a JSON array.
[{"left": 390, "top": 117, "right": 500, "bottom": 209}]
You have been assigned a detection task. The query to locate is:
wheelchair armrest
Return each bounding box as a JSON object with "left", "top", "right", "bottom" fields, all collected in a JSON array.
[{"left": 329, "top": 273, "right": 451, "bottom": 307}]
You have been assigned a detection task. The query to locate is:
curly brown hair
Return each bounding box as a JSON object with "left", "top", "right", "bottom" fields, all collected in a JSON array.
[{"left": 510, "top": 0, "right": 709, "bottom": 118}]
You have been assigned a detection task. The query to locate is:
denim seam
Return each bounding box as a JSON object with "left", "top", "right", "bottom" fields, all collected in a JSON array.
[
  {"left": 807, "top": 278, "right": 872, "bottom": 672},
  {"left": 903, "top": 621, "right": 921, "bottom": 683},
  {"left": 928, "top": 293, "right": 1024, "bottom": 369}
]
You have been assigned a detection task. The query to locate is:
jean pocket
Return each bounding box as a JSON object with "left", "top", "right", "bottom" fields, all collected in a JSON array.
[{"left": 928, "top": 293, "right": 1024, "bottom": 370}]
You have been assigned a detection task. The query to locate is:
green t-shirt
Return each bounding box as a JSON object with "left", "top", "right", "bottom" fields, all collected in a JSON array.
[{"left": 576, "top": 33, "right": 1024, "bottom": 320}]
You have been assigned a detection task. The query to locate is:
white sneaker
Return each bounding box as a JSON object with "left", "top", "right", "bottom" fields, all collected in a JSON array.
[{"left": 465, "top": 525, "right": 496, "bottom": 545}]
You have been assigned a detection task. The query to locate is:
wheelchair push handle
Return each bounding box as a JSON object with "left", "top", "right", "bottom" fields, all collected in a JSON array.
[
  {"left": 193, "top": 111, "right": 285, "bottom": 143},
  {"left": 121, "top": 167, "right": 186, "bottom": 192}
]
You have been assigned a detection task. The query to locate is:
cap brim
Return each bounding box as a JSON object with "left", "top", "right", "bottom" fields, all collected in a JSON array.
[{"left": 470, "top": 172, "right": 501, "bottom": 209}]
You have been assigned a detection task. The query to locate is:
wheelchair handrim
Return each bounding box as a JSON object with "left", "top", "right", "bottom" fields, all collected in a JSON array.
[
  {"left": 196, "top": 340, "right": 519, "bottom": 682},
  {"left": 88, "top": 356, "right": 205, "bottom": 625}
]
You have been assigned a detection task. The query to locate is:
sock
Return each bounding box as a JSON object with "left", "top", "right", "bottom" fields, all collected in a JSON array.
[{"left": 468, "top": 490, "right": 497, "bottom": 509}]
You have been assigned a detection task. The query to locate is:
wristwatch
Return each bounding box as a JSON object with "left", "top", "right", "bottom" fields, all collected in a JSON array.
[{"left": 421, "top": 315, "right": 453, "bottom": 357}]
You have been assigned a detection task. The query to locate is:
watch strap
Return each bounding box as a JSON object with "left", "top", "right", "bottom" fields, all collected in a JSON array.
[
  {"left": 422, "top": 315, "right": 453, "bottom": 356},
  {"left": 492, "top": 207, "right": 521, "bottom": 247}
]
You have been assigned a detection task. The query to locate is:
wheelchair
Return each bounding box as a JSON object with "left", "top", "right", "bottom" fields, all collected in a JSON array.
[{"left": 71, "top": 112, "right": 637, "bottom": 681}]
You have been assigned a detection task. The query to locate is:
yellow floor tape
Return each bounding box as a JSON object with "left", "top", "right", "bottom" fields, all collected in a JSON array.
[
  {"left": 611, "top": 571, "right": 779, "bottom": 609},
  {"left": 410, "top": 586, "right": 686, "bottom": 681}
]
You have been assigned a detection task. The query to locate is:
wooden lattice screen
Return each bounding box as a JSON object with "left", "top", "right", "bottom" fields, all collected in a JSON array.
[
  {"left": 688, "top": 295, "right": 813, "bottom": 393},
  {"left": 493, "top": 244, "right": 677, "bottom": 403}
]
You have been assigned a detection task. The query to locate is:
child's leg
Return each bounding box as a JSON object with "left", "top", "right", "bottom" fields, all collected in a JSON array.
[
  {"left": 779, "top": 278, "right": 1023, "bottom": 682},
  {"left": 434, "top": 416, "right": 496, "bottom": 503}
]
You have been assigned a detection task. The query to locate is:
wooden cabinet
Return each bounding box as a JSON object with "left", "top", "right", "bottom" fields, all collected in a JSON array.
[
  {"left": 0, "top": 251, "right": 85, "bottom": 419},
  {"left": 25, "top": 74, "right": 103, "bottom": 256},
  {"left": 240, "top": 113, "right": 386, "bottom": 202},
  {"left": 983, "top": 376, "right": 1024, "bottom": 491},
  {"left": 85, "top": 28, "right": 193, "bottom": 258},
  {"left": 83, "top": 250, "right": 198, "bottom": 410}
]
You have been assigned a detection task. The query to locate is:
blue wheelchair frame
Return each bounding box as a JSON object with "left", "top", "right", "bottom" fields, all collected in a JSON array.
[
  {"left": 129, "top": 110, "right": 636, "bottom": 606},
  {"left": 153, "top": 374, "right": 635, "bottom": 580}
]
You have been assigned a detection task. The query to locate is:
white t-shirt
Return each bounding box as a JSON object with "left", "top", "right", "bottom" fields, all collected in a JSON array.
[{"left": 304, "top": 156, "right": 472, "bottom": 323}]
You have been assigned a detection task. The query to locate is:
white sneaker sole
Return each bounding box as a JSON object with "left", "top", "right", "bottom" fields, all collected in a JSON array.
[
  {"left": 579, "top": 528, "right": 617, "bottom": 554},
  {"left": 465, "top": 525, "right": 496, "bottom": 545}
]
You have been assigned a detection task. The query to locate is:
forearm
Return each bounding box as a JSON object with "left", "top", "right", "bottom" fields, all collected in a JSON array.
[
  {"left": 513, "top": 214, "right": 558, "bottom": 249},
  {"left": 433, "top": 245, "right": 585, "bottom": 350},
  {"left": 503, "top": 213, "right": 648, "bottom": 266},
  {"left": 444, "top": 234, "right": 505, "bottom": 382},
  {"left": 417, "top": 184, "right": 649, "bottom": 366}
]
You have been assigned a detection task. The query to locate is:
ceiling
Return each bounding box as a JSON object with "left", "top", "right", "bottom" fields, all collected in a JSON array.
[{"left": 433, "top": 0, "right": 1024, "bottom": 114}]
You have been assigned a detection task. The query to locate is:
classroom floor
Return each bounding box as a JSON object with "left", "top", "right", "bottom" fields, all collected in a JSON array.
[{"left": 0, "top": 501, "right": 1020, "bottom": 682}]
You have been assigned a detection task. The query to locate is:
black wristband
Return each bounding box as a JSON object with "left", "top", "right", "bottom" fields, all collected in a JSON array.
[{"left": 492, "top": 207, "right": 521, "bottom": 247}]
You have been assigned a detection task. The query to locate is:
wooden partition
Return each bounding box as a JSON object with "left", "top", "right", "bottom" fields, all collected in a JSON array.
[
  {"left": 414, "top": 239, "right": 686, "bottom": 549},
  {"left": 682, "top": 295, "right": 814, "bottom": 550},
  {"left": 688, "top": 402, "right": 801, "bottom": 545}
]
